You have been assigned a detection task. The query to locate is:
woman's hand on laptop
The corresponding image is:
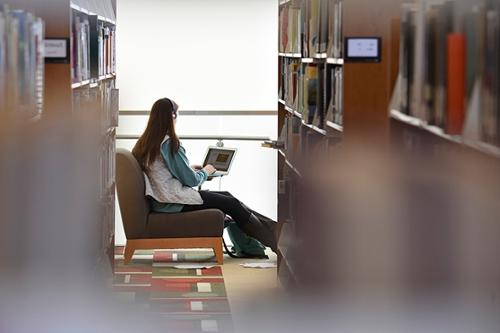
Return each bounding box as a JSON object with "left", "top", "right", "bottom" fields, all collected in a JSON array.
[{"left": 203, "top": 164, "right": 217, "bottom": 175}]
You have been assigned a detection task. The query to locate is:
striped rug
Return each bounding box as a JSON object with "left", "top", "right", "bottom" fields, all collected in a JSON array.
[{"left": 114, "top": 247, "right": 233, "bottom": 333}]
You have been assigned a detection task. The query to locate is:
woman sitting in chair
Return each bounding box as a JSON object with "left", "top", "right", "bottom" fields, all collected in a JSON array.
[{"left": 132, "top": 98, "right": 277, "bottom": 253}]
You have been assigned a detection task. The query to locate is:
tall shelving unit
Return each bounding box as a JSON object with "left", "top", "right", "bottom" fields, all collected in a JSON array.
[
  {"left": 276, "top": 0, "right": 402, "bottom": 288},
  {"left": 277, "top": 0, "right": 345, "bottom": 287},
  {"left": 8, "top": 0, "right": 118, "bottom": 276},
  {"left": 70, "top": 1, "right": 118, "bottom": 276}
]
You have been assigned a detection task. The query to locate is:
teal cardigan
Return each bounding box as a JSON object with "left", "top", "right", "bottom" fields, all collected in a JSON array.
[{"left": 150, "top": 140, "right": 208, "bottom": 213}]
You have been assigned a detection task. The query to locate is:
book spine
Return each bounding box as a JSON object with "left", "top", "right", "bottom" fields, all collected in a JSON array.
[
  {"left": 482, "top": 9, "right": 499, "bottom": 144},
  {"left": 446, "top": 33, "right": 466, "bottom": 135}
]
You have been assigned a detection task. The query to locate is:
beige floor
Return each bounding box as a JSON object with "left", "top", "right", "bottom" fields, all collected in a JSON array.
[{"left": 221, "top": 250, "right": 281, "bottom": 331}]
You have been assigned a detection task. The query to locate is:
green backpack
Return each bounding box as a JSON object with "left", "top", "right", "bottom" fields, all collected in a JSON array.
[{"left": 223, "top": 219, "right": 268, "bottom": 259}]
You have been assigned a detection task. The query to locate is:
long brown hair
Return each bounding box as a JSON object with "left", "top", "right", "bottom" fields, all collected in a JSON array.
[{"left": 132, "top": 98, "right": 180, "bottom": 171}]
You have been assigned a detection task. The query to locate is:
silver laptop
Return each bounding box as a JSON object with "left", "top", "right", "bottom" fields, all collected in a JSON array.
[{"left": 202, "top": 147, "right": 237, "bottom": 177}]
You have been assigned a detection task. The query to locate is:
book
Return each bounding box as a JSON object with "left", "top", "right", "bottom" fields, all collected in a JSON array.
[
  {"left": 281, "top": 4, "right": 289, "bottom": 52},
  {"left": 423, "top": 5, "right": 438, "bottom": 124},
  {"left": 334, "top": 67, "right": 343, "bottom": 125},
  {"left": 333, "top": 0, "right": 343, "bottom": 58},
  {"left": 314, "top": 63, "right": 327, "bottom": 129},
  {"left": 309, "top": 0, "right": 320, "bottom": 57},
  {"left": 297, "top": 62, "right": 305, "bottom": 115},
  {"left": 305, "top": 65, "right": 318, "bottom": 124},
  {"left": 72, "top": 11, "right": 91, "bottom": 83},
  {"left": 482, "top": 8, "right": 500, "bottom": 144},
  {"left": 319, "top": 0, "right": 329, "bottom": 54},
  {"left": 434, "top": 1, "right": 453, "bottom": 128},
  {"left": 464, "top": 8, "right": 480, "bottom": 103},
  {"left": 399, "top": 4, "right": 416, "bottom": 116},
  {"left": 279, "top": 116, "right": 290, "bottom": 153},
  {"left": 446, "top": 33, "right": 466, "bottom": 135},
  {"left": 300, "top": 0, "right": 308, "bottom": 57}
]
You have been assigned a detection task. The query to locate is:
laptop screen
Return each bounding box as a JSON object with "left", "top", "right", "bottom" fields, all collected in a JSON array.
[{"left": 203, "top": 148, "right": 236, "bottom": 171}]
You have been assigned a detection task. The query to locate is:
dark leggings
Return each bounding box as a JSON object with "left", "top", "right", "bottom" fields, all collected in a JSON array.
[{"left": 181, "top": 191, "right": 274, "bottom": 228}]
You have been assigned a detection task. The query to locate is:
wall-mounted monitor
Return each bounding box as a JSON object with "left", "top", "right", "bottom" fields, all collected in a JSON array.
[
  {"left": 344, "top": 37, "right": 382, "bottom": 63},
  {"left": 44, "top": 38, "right": 70, "bottom": 64}
]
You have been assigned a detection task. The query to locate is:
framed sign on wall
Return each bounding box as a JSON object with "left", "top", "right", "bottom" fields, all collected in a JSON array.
[
  {"left": 344, "top": 37, "right": 382, "bottom": 63},
  {"left": 44, "top": 38, "right": 70, "bottom": 64}
]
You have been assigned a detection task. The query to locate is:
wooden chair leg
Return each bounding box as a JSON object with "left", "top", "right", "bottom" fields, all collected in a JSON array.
[
  {"left": 213, "top": 238, "right": 224, "bottom": 265},
  {"left": 123, "top": 242, "right": 135, "bottom": 265}
]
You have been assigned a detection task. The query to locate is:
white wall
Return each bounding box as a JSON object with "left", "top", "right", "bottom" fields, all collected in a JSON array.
[
  {"left": 116, "top": 0, "right": 278, "bottom": 111},
  {"left": 115, "top": 0, "right": 279, "bottom": 245}
]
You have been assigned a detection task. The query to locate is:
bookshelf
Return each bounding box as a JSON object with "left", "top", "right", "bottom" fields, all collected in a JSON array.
[
  {"left": 277, "top": 0, "right": 345, "bottom": 287},
  {"left": 8, "top": 0, "right": 118, "bottom": 277},
  {"left": 276, "top": 0, "right": 402, "bottom": 288},
  {"left": 70, "top": 0, "right": 118, "bottom": 277},
  {"left": 391, "top": 0, "right": 500, "bottom": 160},
  {"left": 0, "top": 5, "right": 45, "bottom": 120}
]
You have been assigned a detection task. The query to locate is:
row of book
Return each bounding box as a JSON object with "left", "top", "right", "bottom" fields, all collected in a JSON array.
[
  {"left": 72, "top": 12, "right": 91, "bottom": 83},
  {"left": 98, "top": 80, "right": 119, "bottom": 132},
  {"left": 0, "top": 5, "right": 44, "bottom": 118},
  {"left": 399, "top": 0, "right": 500, "bottom": 146},
  {"left": 73, "top": 80, "right": 119, "bottom": 132},
  {"left": 279, "top": 115, "right": 303, "bottom": 164},
  {"left": 71, "top": 9, "right": 116, "bottom": 84},
  {"left": 279, "top": 58, "right": 343, "bottom": 129},
  {"left": 279, "top": 164, "right": 299, "bottom": 224},
  {"left": 278, "top": 112, "right": 332, "bottom": 173},
  {"left": 99, "top": 132, "right": 116, "bottom": 201},
  {"left": 99, "top": 25, "right": 116, "bottom": 77},
  {"left": 98, "top": 128, "right": 115, "bottom": 270},
  {"left": 279, "top": 0, "right": 343, "bottom": 58}
]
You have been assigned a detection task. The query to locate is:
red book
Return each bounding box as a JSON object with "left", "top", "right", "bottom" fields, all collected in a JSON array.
[
  {"left": 282, "top": 6, "right": 289, "bottom": 52},
  {"left": 447, "top": 33, "right": 466, "bottom": 134}
]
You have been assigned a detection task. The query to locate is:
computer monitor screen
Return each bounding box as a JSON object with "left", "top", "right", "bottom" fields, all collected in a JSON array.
[
  {"left": 345, "top": 37, "right": 382, "bottom": 62},
  {"left": 204, "top": 148, "right": 236, "bottom": 171}
]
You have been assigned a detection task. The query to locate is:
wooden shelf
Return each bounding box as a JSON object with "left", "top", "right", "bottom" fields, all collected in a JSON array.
[
  {"left": 99, "top": 74, "right": 116, "bottom": 81},
  {"left": 281, "top": 157, "right": 302, "bottom": 179},
  {"left": 276, "top": 0, "right": 404, "bottom": 292},
  {"left": 314, "top": 53, "right": 328, "bottom": 59},
  {"left": 391, "top": 109, "right": 500, "bottom": 159},
  {"left": 302, "top": 121, "right": 327, "bottom": 135},
  {"left": 72, "top": 80, "right": 91, "bottom": 89},
  {"left": 70, "top": 3, "right": 89, "bottom": 15},
  {"left": 284, "top": 105, "right": 294, "bottom": 114},
  {"left": 282, "top": 104, "right": 331, "bottom": 136},
  {"left": 71, "top": 2, "right": 116, "bottom": 25},
  {"left": 326, "top": 120, "right": 343, "bottom": 133},
  {"left": 73, "top": 74, "right": 115, "bottom": 88},
  {"left": 278, "top": 53, "right": 302, "bottom": 58},
  {"left": 277, "top": 224, "right": 296, "bottom": 271},
  {"left": 98, "top": 15, "right": 116, "bottom": 25},
  {"left": 28, "top": 113, "right": 42, "bottom": 124},
  {"left": 283, "top": 105, "right": 303, "bottom": 119},
  {"left": 295, "top": 57, "right": 344, "bottom": 65},
  {"left": 278, "top": 149, "right": 302, "bottom": 177},
  {"left": 326, "top": 58, "right": 344, "bottom": 65}
]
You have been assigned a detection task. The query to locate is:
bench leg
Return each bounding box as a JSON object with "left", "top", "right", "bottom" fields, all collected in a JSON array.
[
  {"left": 123, "top": 241, "right": 135, "bottom": 265},
  {"left": 213, "top": 238, "right": 224, "bottom": 265}
]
